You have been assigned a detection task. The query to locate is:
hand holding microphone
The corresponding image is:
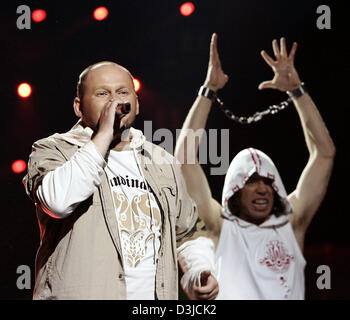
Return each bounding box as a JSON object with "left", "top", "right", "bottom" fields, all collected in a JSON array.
[
  {"left": 114, "top": 102, "right": 130, "bottom": 134},
  {"left": 92, "top": 99, "right": 131, "bottom": 157}
]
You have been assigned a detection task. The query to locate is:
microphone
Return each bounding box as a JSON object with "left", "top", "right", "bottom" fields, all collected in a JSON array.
[
  {"left": 117, "top": 102, "right": 130, "bottom": 114},
  {"left": 114, "top": 103, "right": 130, "bottom": 134}
]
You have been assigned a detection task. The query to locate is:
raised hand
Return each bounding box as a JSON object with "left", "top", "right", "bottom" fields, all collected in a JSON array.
[
  {"left": 203, "top": 33, "right": 229, "bottom": 92},
  {"left": 91, "top": 99, "right": 123, "bottom": 156},
  {"left": 97, "top": 99, "right": 123, "bottom": 139},
  {"left": 258, "top": 37, "right": 301, "bottom": 92}
]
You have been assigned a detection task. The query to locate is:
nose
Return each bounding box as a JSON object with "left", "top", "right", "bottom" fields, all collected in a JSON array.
[
  {"left": 256, "top": 180, "right": 269, "bottom": 194},
  {"left": 109, "top": 96, "right": 122, "bottom": 103}
]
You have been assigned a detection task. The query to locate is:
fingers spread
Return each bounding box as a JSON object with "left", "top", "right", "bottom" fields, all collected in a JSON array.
[
  {"left": 288, "top": 42, "right": 298, "bottom": 60},
  {"left": 280, "top": 37, "right": 287, "bottom": 57},
  {"left": 260, "top": 50, "right": 275, "bottom": 67},
  {"left": 272, "top": 39, "right": 280, "bottom": 58},
  {"left": 258, "top": 81, "right": 276, "bottom": 90}
]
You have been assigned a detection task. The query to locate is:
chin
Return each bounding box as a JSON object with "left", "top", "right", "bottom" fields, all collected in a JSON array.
[
  {"left": 254, "top": 209, "right": 272, "bottom": 218},
  {"left": 248, "top": 209, "right": 272, "bottom": 222},
  {"left": 81, "top": 119, "right": 97, "bottom": 131},
  {"left": 121, "top": 115, "right": 135, "bottom": 130},
  {"left": 251, "top": 215, "right": 270, "bottom": 225}
]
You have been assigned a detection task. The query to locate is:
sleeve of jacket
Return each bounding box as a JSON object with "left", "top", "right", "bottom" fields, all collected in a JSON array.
[
  {"left": 23, "top": 138, "right": 106, "bottom": 219},
  {"left": 172, "top": 161, "right": 198, "bottom": 242},
  {"left": 23, "top": 137, "right": 67, "bottom": 204}
]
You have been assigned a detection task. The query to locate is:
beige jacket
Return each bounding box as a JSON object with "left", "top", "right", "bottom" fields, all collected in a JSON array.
[{"left": 23, "top": 123, "right": 197, "bottom": 300}]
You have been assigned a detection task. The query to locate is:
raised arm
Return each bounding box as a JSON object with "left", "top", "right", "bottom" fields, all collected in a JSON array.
[
  {"left": 259, "top": 38, "right": 336, "bottom": 250},
  {"left": 174, "top": 33, "right": 229, "bottom": 240}
]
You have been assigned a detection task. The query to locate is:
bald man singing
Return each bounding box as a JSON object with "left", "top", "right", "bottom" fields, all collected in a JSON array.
[{"left": 23, "top": 61, "right": 198, "bottom": 300}]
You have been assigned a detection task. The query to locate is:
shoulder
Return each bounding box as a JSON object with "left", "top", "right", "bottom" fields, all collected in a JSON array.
[
  {"left": 32, "top": 134, "right": 57, "bottom": 148},
  {"left": 32, "top": 130, "right": 71, "bottom": 148},
  {"left": 30, "top": 132, "right": 78, "bottom": 161},
  {"left": 29, "top": 135, "right": 61, "bottom": 157}
]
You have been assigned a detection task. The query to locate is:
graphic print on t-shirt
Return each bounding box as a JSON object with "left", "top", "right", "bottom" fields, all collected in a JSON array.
[
  {"left": 259, "top": 239, "right": 295, "bottom": 298},
  {"left": 112, "top": 191, "right": 161, "bottom": 268},
  {"left": 106, "top": 149, "right": 162, "bottom": 299},
  {"left": 259, "top": 240, "right": 295, "bottom": 273}
]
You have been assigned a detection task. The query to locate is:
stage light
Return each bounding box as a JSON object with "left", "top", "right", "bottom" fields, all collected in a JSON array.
[
  {"left": 133, "top": 78, "right": 141, "bottom": 92},
  {"left": 32, "top": 9, "right": 47, "bottom": 23},
  {"left": 180, "top": 2, "right": 195, "bottom": 16},
  {"left": 12, "top": 160, "right": 26, "bottom": 174},
  {"left": 93, "top": 7, "right": 109, "bottom": 21},
  {"left": 17, "top": 83, "right": 32, "bottom": 98}
]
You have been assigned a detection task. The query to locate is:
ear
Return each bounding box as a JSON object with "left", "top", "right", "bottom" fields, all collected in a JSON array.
[
  {"left": 73, "top": 97, "right": 83, "bottom": 118},
  {"left": 135, "top": 96, "right": 139, "bottom": 115}
]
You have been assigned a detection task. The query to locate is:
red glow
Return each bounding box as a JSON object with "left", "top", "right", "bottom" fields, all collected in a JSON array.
[
  {"left": 93, "top": 7, "right": 109, "bottom": 21},
  {"left": 180, "top": 2, "right": 195, "bottom": 16},
  {"left": 12, "top": 160, "right": 27, "bottom": 174},
  {"left": 17, "top": 83, "right": 32, "bottom": 98},
  {"left": 32, "top": 9, "right": 47, "bottom": 23},
  {"left": 133, "top": 78, "right": 141, "bottom": 92}
]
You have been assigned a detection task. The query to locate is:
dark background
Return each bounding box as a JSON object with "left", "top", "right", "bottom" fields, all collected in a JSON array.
[{"left": 0, "top": 0, "right": 348, "bottom": 300}]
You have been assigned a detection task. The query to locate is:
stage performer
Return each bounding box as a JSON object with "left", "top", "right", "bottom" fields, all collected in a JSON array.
[
  {"left": 176, "top": 34, "right": 335, "bottom": 299},
  {"left": 23, "top": 61, "right": 199, "bottom": 300}
]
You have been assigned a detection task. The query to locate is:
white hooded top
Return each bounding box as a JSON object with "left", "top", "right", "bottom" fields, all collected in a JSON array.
[{"left": 216, "top": 148, "right": 306, "bottom": 299}]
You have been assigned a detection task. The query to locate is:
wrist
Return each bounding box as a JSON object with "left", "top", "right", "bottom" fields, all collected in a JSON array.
[
  {"left": 92, "top": 130, "right": 113, "bottom": 149},
  {"left": 202, "top": 82, "right": 218, "bottom": 92},
  {"left": 286, "top": 82, "right": 307, "bottom": 100},
  {"left": 198, "top": 86, "right": 217, "bottom": 102}
]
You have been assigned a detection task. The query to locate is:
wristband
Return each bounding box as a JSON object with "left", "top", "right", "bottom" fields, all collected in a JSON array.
[
  {"left": 198, "top": 86, "right": 217, "bottom": 102},
  {"left": 286, "top": 82, "right": 307, "bottom": 99}
]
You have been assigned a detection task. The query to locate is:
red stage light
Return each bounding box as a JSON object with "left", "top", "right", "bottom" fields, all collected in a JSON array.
[
  {"left": 180, "top": 2, "right": 195, "bottom": 16},
  {"left": 32, "top": 9, "right": 47, "bottom": 23},
  {"left": 133, "top": 78, "right": 141, "bottom": 92},
  {"left": 12, "top": 160, "right": 27, "bottom": 174},
  {"left": 17, "top": 83, "right": 32, "bottom": 98},
  {"left": 93, "top": 7, "right": 109, "bottom": 21}
]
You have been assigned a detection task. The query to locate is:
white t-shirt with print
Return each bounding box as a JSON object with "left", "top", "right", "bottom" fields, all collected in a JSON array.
[{"left": 105, "top": 149, "right": 162, "bottom": 300}]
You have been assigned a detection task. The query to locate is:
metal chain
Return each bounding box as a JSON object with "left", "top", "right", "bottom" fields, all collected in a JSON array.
[{"left": 215, "top": 96, "right": 293, "bottom": 124}]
